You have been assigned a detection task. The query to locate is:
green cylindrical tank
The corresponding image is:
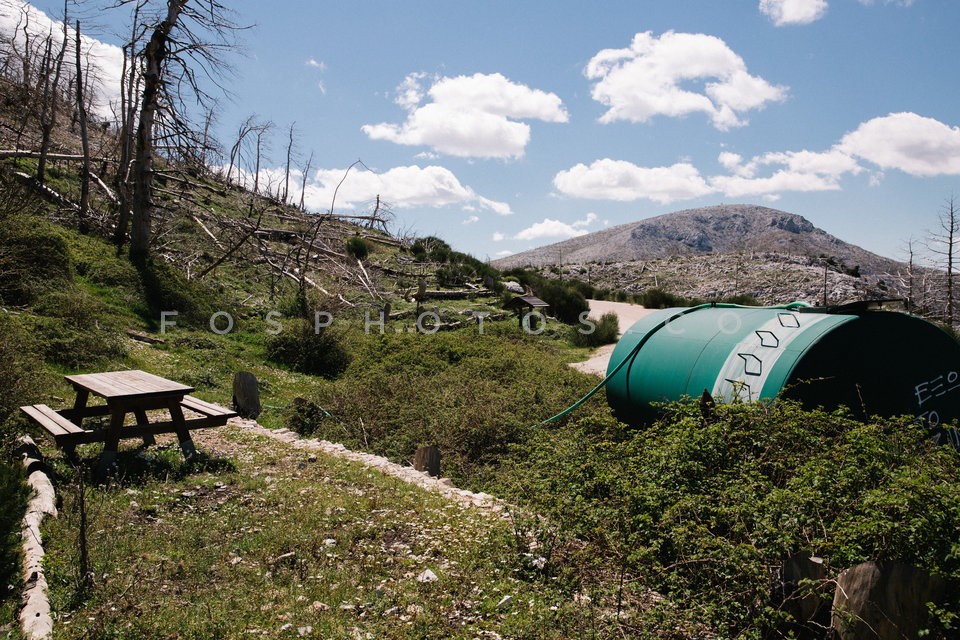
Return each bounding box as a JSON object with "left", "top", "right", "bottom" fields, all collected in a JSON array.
[{"left": 605, "top": 304, "right": 960, "bottom": 426}]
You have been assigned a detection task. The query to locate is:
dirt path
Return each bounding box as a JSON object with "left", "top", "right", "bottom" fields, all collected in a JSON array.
[{"left": 569, "top": 300, "right": 657, "bottom": 377}]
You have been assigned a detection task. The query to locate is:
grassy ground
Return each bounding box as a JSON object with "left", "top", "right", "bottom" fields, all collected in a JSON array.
[{"left": 37, "top": 427, "right": 608, "bottom": 640}]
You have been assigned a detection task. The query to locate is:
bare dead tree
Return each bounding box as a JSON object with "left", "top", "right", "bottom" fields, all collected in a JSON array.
[
  {"left": 225, "top": 114, "right": 255, "bottom": 186},
  {"left": 928, "top": 194, "right": 959, "bottom": 325},
  {"left": 112, "top": 1, "right": 143, "bottom": 249},
  {"left": 73, "top": 20, "right": 91, "bottom": 231},
  {"left": 250, "top": 119, "right": 272, "bottom": 196},
  {"left": 35, "top": 2, "right": 70, "bottom": 186},
  {"left": 298, "top": 148, "right": 314, "bottom": 211},
  {"left": 282, "top": 121, "right": 296, "bottom": 204},
  {"left": 125, "top": 0, "right": 242, "bottom": 259}
]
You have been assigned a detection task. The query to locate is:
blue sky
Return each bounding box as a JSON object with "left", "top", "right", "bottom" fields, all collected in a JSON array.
[{"left": 4, "top": 0, "right": 960, "bottom": 263}]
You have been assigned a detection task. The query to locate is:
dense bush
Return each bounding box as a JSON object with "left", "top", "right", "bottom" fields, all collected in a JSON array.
[
  {"left": 285, "top": 326, "right": 596, "bottom": 481},
  {"left": 265, "top": 318, "right": 350, "bottom": 378},
  {"left": 134, "top": 257, "right": 221, "bottom": 328},
  {"left": 344, "top": 236, "right": 371, "bottom": 260},
  {"left": 0, "top": 314, "right": 43, "bottom": 443},
  {"left": 504, "top": 401, "right": 960, "bottom": 637},
  {"left": 536, "top": 281, "right": 589, "bottom": 324},
  {"left": 436, "top": 264, "right": 473, "bottom": 288},
  {"left": 32, "top": 289, "right": 126, "bottom": 368},
  {"left": 631, "top": 287, "right": 694, "bottom": 308},
  {"left": 0, "top": 214, "right": 73, "bottom": 306},
  {"left": 569, "top": 311, "right": 619, "bottom": 348},
  {"left": 410, "top": 236, "right": 452, "bottom": 263}
]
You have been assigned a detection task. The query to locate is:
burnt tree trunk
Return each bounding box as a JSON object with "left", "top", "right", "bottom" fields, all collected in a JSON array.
[
  {"left": 130, "top": 0, "right": 187, "bottom": 258},
  {"left": 74, "top": 20, "right": 90, "bottom": 231}
]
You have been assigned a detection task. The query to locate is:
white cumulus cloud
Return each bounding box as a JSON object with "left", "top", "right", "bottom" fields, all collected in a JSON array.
[
  {"left": 362, "top": 72, "right": 568, "bottom": 159},
  {"left": 296, "top": 165, "right": 511, "bottom": 215},
  {"left": 710, "top": 148, "right": 861, "bottom": 196},
  {"left": 553, "top": 159, "right": 714, "bottom": 204},
  {"left": 514, "top": 212, "right": 599, "bottom": 242},
  {"left": 584, "top": 31, "right": 787, "bottom": 130},
  {"left": 759, "top": 0, "right": 828, "bottom": 26},
  {"left": 554, "top": 113, "right": 960, "bottom": 204},
  {"left": 838, "top": 112, "right": 960, "bottom": 177}
]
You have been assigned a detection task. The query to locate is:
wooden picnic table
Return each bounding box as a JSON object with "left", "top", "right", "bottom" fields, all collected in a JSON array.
[{"left": 20, "top": 370, "right": 237, "bottom": 476}]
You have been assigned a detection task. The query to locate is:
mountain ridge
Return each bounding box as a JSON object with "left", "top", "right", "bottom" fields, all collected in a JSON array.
[{"left": 493, "top": 204, "right": 903, "bottom": 277}]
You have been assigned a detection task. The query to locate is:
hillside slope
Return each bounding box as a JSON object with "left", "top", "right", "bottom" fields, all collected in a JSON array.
[{"left": 493, "top": 204, "right": 904, "bottom": 277}]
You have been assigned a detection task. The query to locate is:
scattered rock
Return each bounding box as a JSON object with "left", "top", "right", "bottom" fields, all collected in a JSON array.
[
  {"left": 310, "top": 601, "right": 329, "bottom": 612},
  {"left": 416, "top": 569, "right": 438, "bottom": 583},
  {"left": 496, "top": 595, "right": 513, "bottom": 609}
]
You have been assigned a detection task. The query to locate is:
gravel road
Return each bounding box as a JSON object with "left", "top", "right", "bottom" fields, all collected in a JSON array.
[{"left": 569, "top": 300, "right": 657, "bottom": 377}]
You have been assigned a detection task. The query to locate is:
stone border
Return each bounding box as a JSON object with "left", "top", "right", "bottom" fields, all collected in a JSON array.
[
  {"left": 17, "top": 435, "right": 57, "bottom": 640},
  {"left": 229, "top": 418, "right": 509, "bottom": 517}
]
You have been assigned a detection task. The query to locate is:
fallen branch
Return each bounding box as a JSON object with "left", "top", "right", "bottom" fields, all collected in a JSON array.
[
  {"left": 190, "top": 215, "right": 224, "bottom": 249},
  {"left": 90, "top": 172, "right": 119, "bottom": 205},
  {"left": 17, "top": 436, "right": 57, "bottom": 640},
  {"left": 13, "top": 171, "right": 78, "bottom": 210},
  {"left": 0, "top": 149, "right": 112, "bottom": 163}
]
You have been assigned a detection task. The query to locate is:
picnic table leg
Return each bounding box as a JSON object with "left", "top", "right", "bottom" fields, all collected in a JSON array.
[
  {"left": 134, "top": 408, "right": 156, "bottom": 446},
  {"left": 71, "top": 389, "right": 89, "bottom": 417},
  {"left": 167, "top": 399, "right": 197, "bottom": 460},
  {"left": 95, "top": 408, "right": 125, "bottom": 481}
]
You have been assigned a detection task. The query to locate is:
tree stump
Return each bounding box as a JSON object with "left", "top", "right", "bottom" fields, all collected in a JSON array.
[
  {"left": 232, "top": 371, "right": 261, "bottom": 419},
  {"left": 832, "top": 561, "right": 946, "bottom": 639},
  {"left": 413, "top": 445, "right": 440, "bottom": 477},
  {"left": 775, "top": 551, "right": 831, "bottom": 637}
]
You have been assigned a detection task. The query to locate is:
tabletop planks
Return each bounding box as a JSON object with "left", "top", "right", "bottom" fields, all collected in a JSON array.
[{"left": 64, "top": 370, "right": 195, "bottom": 400}]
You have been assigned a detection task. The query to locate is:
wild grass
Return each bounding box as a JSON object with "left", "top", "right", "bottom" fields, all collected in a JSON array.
[{"left": 41, "top": 428, "right": 608, "bottom": 639}]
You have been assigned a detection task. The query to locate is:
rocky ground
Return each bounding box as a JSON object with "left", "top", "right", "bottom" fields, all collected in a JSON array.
[{"left": 546, "top": 251, "right": 910, "bottom": 306}]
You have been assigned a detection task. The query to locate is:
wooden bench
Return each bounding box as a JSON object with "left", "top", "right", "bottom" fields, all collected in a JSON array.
[
  {"left": 180, "top": 395, "right": 237, "bottom": 421},
  {"left": 20, "top": 404, "right": 86, "bottom": 446}
]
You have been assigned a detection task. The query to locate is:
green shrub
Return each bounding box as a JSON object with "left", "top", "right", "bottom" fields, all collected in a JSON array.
[
  {"left": 633, "top": 287, "right": 695, "bottom": 308},
  {"left": 265, "top": 318, "right": 350, "bottom": 378},
  {"left": 32, "top": 290, "right": 126, "bottom": 368},
  {"left": 0, "top": 214, "right": 73, "bottom": 305},
  {"left": 0, "top": 462, "right": 28, "bottom": 593},
  {"left": 436, "top": 264, "right": 472, "bottom": 288},
  {"left": 344, "top": 236, "right": 371, "bottom": 260},
  {"left": 569, "top": 311, "right": 619, "bottom": 348},
  {"left": 410, "top": 236, "right": 452, "bottom": 263},
  {"left": 719, "top": 293, "right": 761, "bottom": 306},
  {"left": 286, "top": 396, "right": 332, "bottom": 436},
  {"left": 535, "top": 281, "right": 588, "bottom": 324},
  {"left": 134, "top": 257, "right": 220, "bottom": 328},
  {"left": 0, "top": 314, "right": 43, "bottom": 444},
  {"left": 288, "top": 328, "right": 596, "bottom": 482},
  {"left": 505, "top": 400, "right": 960, "bottom": 636}
]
